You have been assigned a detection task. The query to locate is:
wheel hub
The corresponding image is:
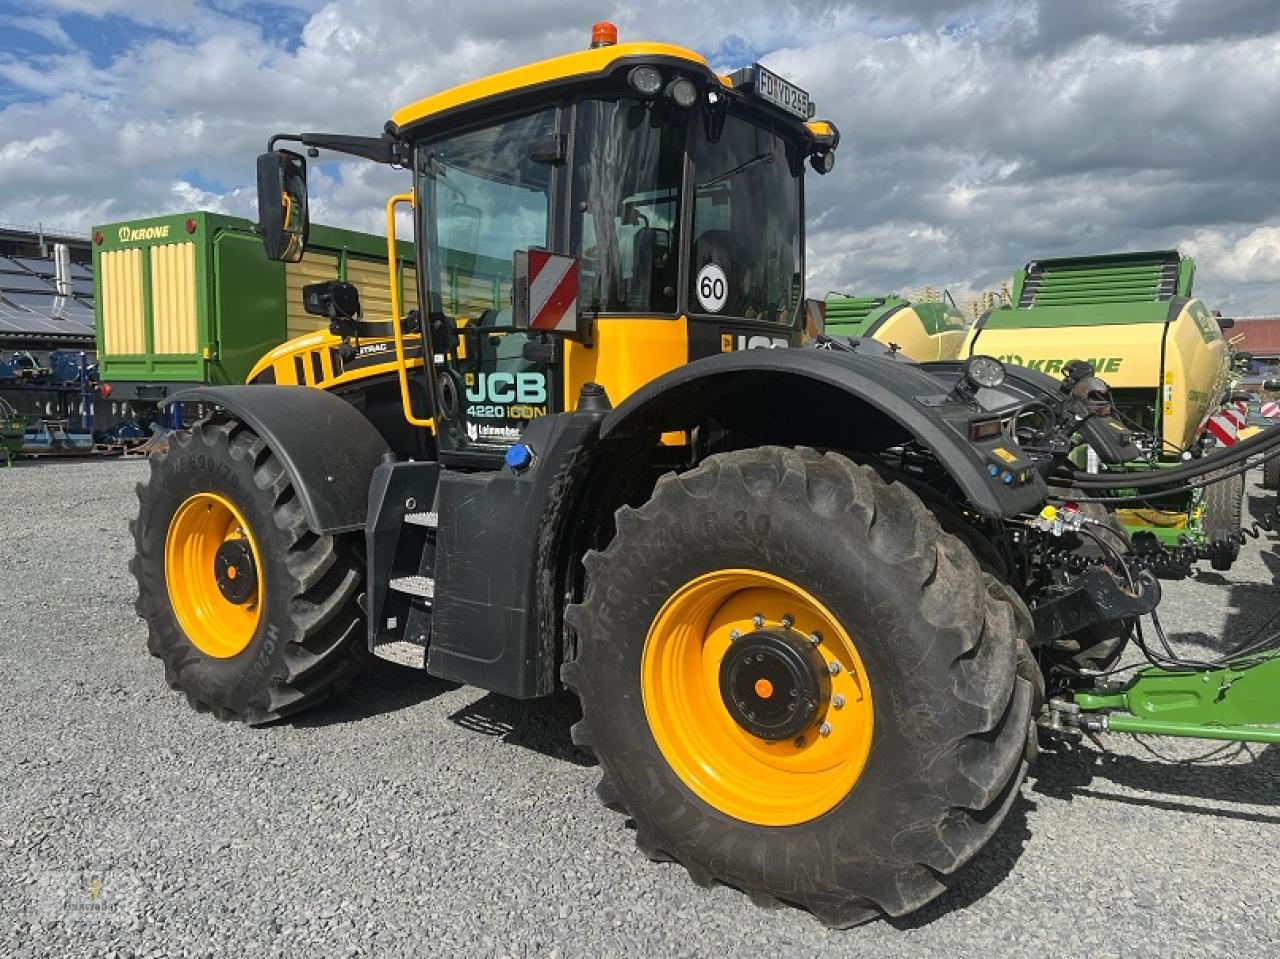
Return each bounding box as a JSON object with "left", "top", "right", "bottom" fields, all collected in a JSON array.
[
  {"left": 214, "top": 538, "right": 257, "bottom": 605},
  {"left": 719, "top": 629, "right": 830, "bottom": 740}
]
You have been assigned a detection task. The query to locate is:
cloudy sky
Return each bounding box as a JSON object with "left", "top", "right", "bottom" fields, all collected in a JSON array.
[{"left": 1, "top": 0, "right": 1278, "bottom": 313}]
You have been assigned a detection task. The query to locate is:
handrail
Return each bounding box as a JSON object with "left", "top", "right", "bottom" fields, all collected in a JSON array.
[{"left": 385, "top": 192, "right": 433, "bottom": 429}]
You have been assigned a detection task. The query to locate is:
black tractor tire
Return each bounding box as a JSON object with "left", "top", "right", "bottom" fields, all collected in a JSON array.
[
  {"left": 1202, "top": 470, "right": 1244, "bottom": 571},
  {"left": 563, "top": 447, "right": 1035, "bottom": 927},
  {"left": 130, "top": 417, "right": 365, "bottom": 724},
  {"left": 1263, "top": 455, "right": 1280, "bottom": 491}
]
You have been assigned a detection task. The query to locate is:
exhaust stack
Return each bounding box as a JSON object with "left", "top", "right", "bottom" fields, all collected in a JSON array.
[{"left": 53, "top": 243, "right": 72, "bottom": 296}]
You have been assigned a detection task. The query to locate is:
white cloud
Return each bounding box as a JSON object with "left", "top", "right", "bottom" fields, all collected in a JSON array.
[
  {"left": 2, "top": 16, "right": 74, "bottom": 48},
  {"left": 0, "top": 0, "right": 1277, "bottom": 312},
  {"left": 1182, "top": 227, "right": 1280, "bottom": 284}
]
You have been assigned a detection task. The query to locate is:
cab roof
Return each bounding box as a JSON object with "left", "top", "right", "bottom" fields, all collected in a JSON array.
[
  {"left": 390, "top": 42, "right": 719, "bottom": 134},
  {"left": 388, "top": 38, "right": 836, "bottom": 147}
]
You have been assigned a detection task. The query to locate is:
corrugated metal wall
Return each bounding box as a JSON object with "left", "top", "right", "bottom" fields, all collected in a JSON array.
[
  {"left": 287, "top": 255, "right": 416, "bottom": 335},
  {"left": 346, "top": 257, "right": 416, "bottom": 322},
  {"left": 100, "top": 248, "right": 145, "bottom": 354},
  {"left": 285, "top": 253, "right": 339, "bottom": 338},
  {"left": 149, "top": 242, "right": 198, "bottom": 354}
]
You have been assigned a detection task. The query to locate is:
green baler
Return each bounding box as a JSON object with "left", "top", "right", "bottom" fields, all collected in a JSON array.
[{"left": 824, "top": 292, "right": 967, "bottom": 361}]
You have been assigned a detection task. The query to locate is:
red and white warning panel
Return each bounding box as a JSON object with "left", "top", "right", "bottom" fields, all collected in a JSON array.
[
  {"left": 1204, "top": 401, "right": 1247, "bottom": 447},
  {"left": 1262, "top": 400, "right": 1280, "bottom": 419},
  {"left": 527, "top": 251, "right": 579, "bottom": 333}
]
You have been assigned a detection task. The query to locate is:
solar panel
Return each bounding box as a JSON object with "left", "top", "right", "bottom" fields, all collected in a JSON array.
[
  {"left": 8, "top": 256, "right": 55, "bottom": 277},
  {"left": 0, "top": 311, "right": 88, "bottom": 337},
  {"left": 71, "top": 278, "right": 94, "bottom": 297},
  {"left": 2, "top": 292, "right": 95, "bottom": 329},
  {"left": 69, "top": 262, "right": 92, "bottom": 279},
  {"left": 0, "top": 271, "right": 57, "bottom": 293}
]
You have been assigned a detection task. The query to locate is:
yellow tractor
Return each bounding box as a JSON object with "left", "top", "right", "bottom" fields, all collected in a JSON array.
[{"left": 132, "top": 24, "right": 1165, "bottom": 925}]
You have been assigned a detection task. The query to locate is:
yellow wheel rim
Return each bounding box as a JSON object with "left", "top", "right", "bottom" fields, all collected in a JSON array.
[
  {"left": 641, "top": 570, "right": 874, "bottom": 827},
  {"left": 164, "top": 492, "right": 263, "bottom": 659}
]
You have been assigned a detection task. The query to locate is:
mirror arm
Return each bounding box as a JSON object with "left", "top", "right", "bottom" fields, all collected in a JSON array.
[{"left": 267, "top": 132, "right": 410, "bottom": 167}]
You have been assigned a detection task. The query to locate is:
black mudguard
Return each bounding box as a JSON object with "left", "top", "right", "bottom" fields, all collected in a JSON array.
[
  {"left": 166, "top": 385, "right": 389, "bottom": 534},
  {"left": 601, "top": 349, "right": 1047, "bottom": 518}
]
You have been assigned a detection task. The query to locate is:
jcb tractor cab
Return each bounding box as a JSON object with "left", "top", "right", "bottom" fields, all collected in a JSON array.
[{"left": 133, "top": 24, "right": 1164, "bottom": 926}]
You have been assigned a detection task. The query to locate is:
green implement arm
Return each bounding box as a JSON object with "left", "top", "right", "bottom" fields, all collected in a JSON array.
[{"left": 1073, "top": 652, "right": 1280, "bottom": 743}]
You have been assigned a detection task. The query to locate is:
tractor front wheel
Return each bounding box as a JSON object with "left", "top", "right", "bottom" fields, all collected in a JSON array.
[
  {"left": 130, "top": 417, "right": 364, "bottom": 724},
  {"left": 564, "top": 446, "right": 1035, "bottom": 926}
]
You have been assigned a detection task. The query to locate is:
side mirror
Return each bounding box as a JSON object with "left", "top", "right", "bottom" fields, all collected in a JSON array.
[
  {"left": 1217, "top": 316, "right": 1235, "bottom": 330},
  {"left": 257, "top": 150, "right": 309, "bottom": 262},
  {"left": 512, "top": 250, "right": 583, "bottom": 339},
  {"left": 802, "top": 298, "right": 826, "bottom": 339}
]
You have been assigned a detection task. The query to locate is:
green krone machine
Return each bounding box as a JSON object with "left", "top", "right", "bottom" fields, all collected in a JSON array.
[
  {"left": 966, "top": 249, "right": 1242, "bottom": 568},
  {"left": 92, "top": 211, "right": 415, "bottom": 416},
  {"left": 824, "top": 292, "right": 967, "bottom": 360}
]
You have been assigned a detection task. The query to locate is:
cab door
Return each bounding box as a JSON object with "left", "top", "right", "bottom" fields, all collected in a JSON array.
[{"left": 415, "top": 105, "right": 567, "bottom": 462}]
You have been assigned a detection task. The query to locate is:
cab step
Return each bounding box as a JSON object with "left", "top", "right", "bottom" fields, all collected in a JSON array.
[
  {"left": 371, "top": 639, "right": 426, "bottom": 669},
  {"left": 389, "top": 575, "right": 435, "bottom": 599},
  {"left": 404, "top": 511, "right": 438, "bottom": 528}
]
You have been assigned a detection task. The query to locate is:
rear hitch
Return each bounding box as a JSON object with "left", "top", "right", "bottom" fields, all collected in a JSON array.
[{"left": 1030, "top": 567, "right": 1161, "bottom": 647}]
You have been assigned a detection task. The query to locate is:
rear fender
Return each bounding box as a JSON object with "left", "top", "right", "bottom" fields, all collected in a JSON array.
[{"left": 600, "top": 349, "right": 1047, "bottom": 518}]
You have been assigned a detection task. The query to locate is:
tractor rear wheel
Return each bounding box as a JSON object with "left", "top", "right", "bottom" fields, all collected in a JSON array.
[
  {"left": 130, "top": 417, "right": 364, "bottom": 724},
  {"left": 563, "top": 446, "right": 1035, "bottom": 926}
]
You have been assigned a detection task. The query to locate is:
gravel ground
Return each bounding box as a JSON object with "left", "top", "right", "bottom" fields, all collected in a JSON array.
[{"left": 1, "top": 456, "right": 1278, "bottom": 958}]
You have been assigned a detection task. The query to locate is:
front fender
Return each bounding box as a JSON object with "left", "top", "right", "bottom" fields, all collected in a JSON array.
[
  {"left": 166, "top": 385, "right": 389, "bottom": 534},
  {"left": 600, "top": 349, "right": 1046, "bottom": 518}
]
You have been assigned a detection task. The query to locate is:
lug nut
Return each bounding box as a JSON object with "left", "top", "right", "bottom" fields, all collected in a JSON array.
[
  {"left": 809, "top": 631, "right": 822, "bottom": 646},
  {"left": 729, "top": 629, "right": 741, "bottom": 641},
  {"left": 752, "top": 613, "right": 765, "bottom": 629},
  {"left": 781, "top": 614, "right": 794, "bottom": 629},
  {"left": 819, "top": 722, "right": 832, "bottom": 737},
  {"left": 828, "top": 661, "right": 841, "bottom": 675},
  {"left": 832, "top": 694, "right": 846, "bottom": 709},
  {"left": 793, "top": 735, "right": 806, "bottom": 748}
]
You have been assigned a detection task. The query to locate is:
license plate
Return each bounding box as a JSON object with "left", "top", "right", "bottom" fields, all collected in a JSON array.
[{"left": 752, "top": 64, "right": 813, "bottom": 119}]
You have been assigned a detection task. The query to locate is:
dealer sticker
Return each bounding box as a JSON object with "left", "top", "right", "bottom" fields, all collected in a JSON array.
[{"left": 696, "top": 263, "right": 728, "bottom": 313}]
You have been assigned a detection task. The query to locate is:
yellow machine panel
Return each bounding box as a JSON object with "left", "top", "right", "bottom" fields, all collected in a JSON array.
[
  {"left": 1162, "top": 300, "right": 1230, "bottom": 450},
  {"left": 969, "top": 323, "right": 1165, "bottom": 389},
  {"left": 563, "top": 318, "right": 690, "bottom": 411},
  {"left": 99, "top": 247, "right": 146, "bottom": 355},
  {"left": 149, "top": 242, "right": 198, "bottom": 355}
]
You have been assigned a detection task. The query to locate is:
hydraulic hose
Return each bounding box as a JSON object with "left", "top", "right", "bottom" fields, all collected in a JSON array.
[{"left": 1060, "top": 418, "right": 1280, "bottom": 489}]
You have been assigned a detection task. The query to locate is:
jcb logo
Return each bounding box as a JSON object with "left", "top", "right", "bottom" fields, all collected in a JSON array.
[
  {"left": 722, "top": 334, "right": 789, "bottom": 352},
  {"left": 465, "top": 372, "right": 547, "bottom": 405}
]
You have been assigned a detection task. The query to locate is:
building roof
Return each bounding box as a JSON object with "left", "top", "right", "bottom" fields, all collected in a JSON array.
[
  {"left": 1231, "top": 317, "right": 1280, "bottom": 357},
  {"left": 0, "top": 254, "right": 95, "bottom": 342}
]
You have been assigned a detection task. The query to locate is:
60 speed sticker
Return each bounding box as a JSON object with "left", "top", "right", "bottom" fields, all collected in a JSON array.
[{"left": 696, "top": 263, "right": 727, "bottom": 313}]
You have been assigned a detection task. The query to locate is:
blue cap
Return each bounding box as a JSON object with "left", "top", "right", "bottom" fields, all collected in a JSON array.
[
  {"left": 504, "top": 443, "right": 533, "bottom": 471},
  {"left": 1001, "top": 471, "right": 1014, "bottom": 485},
  {"left": 987, "top": 464, "right": 1000, "bottom": 477}
]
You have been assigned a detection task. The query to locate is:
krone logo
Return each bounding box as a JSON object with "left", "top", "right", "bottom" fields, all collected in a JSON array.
[{"left": 117, "top": 224, "right": 171, "bottom": 242}]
